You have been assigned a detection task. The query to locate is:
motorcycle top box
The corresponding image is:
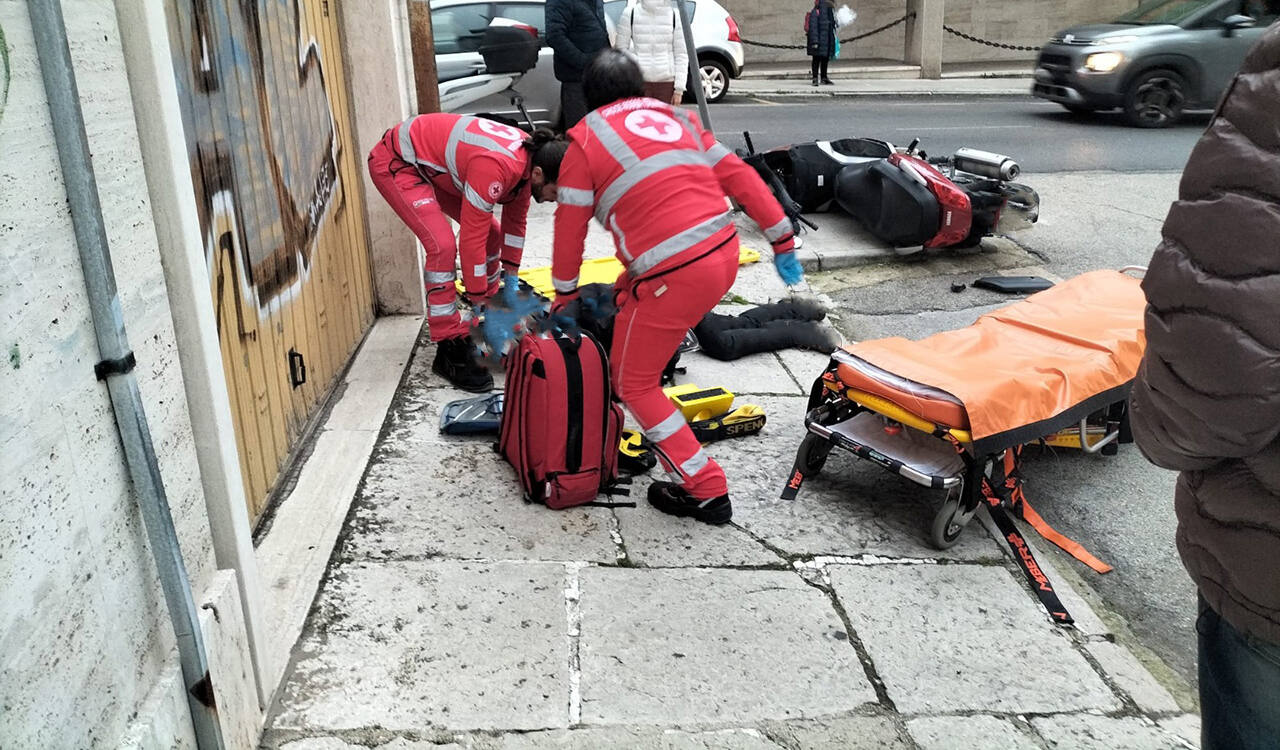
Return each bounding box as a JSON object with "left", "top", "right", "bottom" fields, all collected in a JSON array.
[{"left": 478, "top": 22, "right": 540, "bottom": 75}]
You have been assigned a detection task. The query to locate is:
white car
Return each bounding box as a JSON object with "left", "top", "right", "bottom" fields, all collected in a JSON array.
[{"left": 431, "top": 0, "right": 746, "bottom": 126}]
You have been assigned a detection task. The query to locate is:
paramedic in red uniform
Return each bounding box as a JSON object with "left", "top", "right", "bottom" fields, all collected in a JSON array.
[
  {"left": 368, "top": 114, "right": 568, "bottom": 392},
  {"left": 551, "top": 50, "right": 804, "bottom": 524}
]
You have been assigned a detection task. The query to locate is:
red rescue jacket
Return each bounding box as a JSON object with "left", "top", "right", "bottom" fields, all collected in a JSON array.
[
  {"left": 394, "top": 113, "right": 532, "bottom": 294},
  {"left": 551, "top": 98, "right": 794, "bottom": 298}
]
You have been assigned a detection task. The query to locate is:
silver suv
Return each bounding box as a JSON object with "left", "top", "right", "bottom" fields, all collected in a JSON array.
[{"left": 1032, "top": 0, "right": 1279, "bottom": 127}]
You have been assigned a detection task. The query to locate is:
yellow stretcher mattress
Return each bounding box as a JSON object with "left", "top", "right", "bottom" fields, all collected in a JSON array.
[
  {"left": 515, "top": 247, "right": 761, "bottom": 299},
  {"left": 841, "top": 270, "right": 1146, "bottom": 452}
]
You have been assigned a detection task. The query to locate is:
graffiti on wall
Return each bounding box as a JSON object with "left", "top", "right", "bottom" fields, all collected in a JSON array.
[{"left": 168, "top": 0, "right": 342, "bottom": 317}]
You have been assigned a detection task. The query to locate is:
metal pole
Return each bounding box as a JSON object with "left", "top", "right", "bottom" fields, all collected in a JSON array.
[
  {"left": 26, "top": 1, "right": 225, "bottom": 747},
  {"left": 673, "top": 0, "right": 711, "bottom": 132}
]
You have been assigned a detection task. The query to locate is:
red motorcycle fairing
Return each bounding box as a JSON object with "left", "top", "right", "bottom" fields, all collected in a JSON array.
[{"left": 889, "top": 154, "right": 973, "bottom": 248}]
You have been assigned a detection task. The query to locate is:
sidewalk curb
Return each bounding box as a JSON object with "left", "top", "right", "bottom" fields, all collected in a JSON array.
[{"left": 735, "top": 88, "right": 1032, "bottom": 99}]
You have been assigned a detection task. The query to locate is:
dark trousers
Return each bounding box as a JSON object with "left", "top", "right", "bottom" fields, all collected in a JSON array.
[
  {"left": 1198, "top": 594, "right": 1280, "bottom": 749},
  {"left": 559, "top": 80, "right": 590, "bottom": 131},
  {"left": 693, "top": 300, "right": 828, "bottom": 361},
  {"left": 810, "top": 55, "right": 830, "bottom": 81}
]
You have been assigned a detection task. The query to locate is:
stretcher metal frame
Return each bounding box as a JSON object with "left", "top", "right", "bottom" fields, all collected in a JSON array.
[{"left": 782, "top": 268, "right": 1147, "bottom": 624}]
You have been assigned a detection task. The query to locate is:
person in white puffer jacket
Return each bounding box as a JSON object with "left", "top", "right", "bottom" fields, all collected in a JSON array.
[{"left": 612, "top": 0, "right": 689, "bottom": 105}]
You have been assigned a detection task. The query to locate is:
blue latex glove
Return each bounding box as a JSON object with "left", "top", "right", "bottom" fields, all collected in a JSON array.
[
  {"left": 774, "top": 252, "right": 804, "bottom": 286},
  {"left": 478, "top": 306, "right": 525, "bottom": 356},
  {"left": 502, "top": 271, "right": 521, "bottom": 308}
]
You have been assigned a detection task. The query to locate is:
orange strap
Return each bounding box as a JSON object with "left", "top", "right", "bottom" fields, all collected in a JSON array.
[{"left": 1018, "top": 495, "right": 1114, "bottom": 574}]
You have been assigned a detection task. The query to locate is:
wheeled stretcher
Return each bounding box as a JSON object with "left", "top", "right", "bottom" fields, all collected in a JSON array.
[{"left": 782, "top": 269, "right": 1148, "bottom": 623}]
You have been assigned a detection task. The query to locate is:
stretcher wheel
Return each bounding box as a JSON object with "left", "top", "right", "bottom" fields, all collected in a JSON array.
[
  {"left": 797, "top": 433, "right": 833, "bottom": 476},
  {"left": 930, "top": 482, "right": 978, "bottom": 550}
]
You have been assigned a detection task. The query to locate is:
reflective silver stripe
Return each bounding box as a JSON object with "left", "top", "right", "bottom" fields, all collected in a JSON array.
[
  {"left": 585, "top": 111, "right": 639, "bottom": 168},
  {"left": 487, "top": 270, "right": 501, "bottom": 283},
  {"left": 762, "top": 216, "right": 793, "bottom": 243},
  {"left": 398, "top": 118, "right": 417, "bottom": 162},
  {"left": 424, "top": 270, "right": 456, "bottom": 283},
  {"left": 629, "top": 212, "right": 734, "bottom": 277},
  {"left": 557, "top": 186, "right": 595, "bottom": 206},
  {"left": 504, "top": 233, "right": 524, "bottom": 248},
  {"left": 428, "top": 301, "right": 458, "bottom": 317},
  {"left": 668, "top": 107, "right": 699, "bottom": 138},
  {"left": 595, "top": 149, "right": 708, "bottom": 223},
  {"left": 473, "top": 263, "right": 487, "bottom": 277},
  {"left": 680, "top": 448, "right": 710, "bottom": 477},
  {"left": 552, "top": 275, "right": 579, "bottom": 294},
  {"left": 608, "top": 214, "right": 634, "bottom": 262},
  {"left": 705, "top": 142, "right": 733, "bottom": 168},
  {"left": 464, "top": 184, "right": 494, "bottom": 212},
  {"left": 644, "top": 411, "right": 686, "bottom": 443}
]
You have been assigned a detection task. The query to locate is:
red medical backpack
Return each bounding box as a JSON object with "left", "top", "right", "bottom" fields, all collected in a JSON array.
[{"left": 499, "top": 331, "right": 627, "bottom": 509}]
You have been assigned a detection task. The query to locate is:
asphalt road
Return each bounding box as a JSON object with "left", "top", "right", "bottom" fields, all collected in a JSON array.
[
  {"left": 739, "top": 96, "right": 1202, "bottom": 695},
  {"left": 709, "top": 94, "right": 1206, "bottom": 174}
]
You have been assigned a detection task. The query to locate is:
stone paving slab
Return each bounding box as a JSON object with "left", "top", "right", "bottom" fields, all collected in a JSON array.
[
  {"left": 907, "top": 715, "right": 1040, "bottom": 750},
  {"left": 828, "top": 563, "right": 1120, "bottom": 714},
  {"left": 719, "top": 396, "right": 1000, "bottom": 562},
  {"left": 1031, "top": 714, "right": 1195, "bottom": 750},
  {"left": 345, "top": 443, "right": 618, "bottom": 564},
  {"left": 577, "top": 567, "right": 878, "bottom": 725},
  {"left": 492, "top": 726, "right": 781, "bottom": 749},
  {"left": 272, "top": 561, "right": 570, "bottom": 732},
  {"left": 678, "top": 351, "right": 805, "bottom": 397},
  {"left": 1087, "top": 640, "right": 1181, "bottom": 714}
]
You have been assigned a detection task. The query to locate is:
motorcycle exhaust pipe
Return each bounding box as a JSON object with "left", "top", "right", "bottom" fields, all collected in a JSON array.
[{"left": 953, "top": 148, "right": 1020, "bottom": 181}]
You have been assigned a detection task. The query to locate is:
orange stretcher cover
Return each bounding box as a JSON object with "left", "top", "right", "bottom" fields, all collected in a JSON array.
[{"left": 841, "top": 270, "right": 1147, "bottom": 452}]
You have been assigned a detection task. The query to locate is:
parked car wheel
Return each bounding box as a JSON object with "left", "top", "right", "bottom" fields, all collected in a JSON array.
[
  {"left": 1123, "top": 69, "right": 1187, "bottom": 128},
  {"left": 699, "top": 58, "right": 730, "bottom": 102}
]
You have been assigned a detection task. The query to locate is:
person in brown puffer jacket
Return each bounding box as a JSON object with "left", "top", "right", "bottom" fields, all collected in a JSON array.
[{"left": 1129, "top": 21, "right": 1280, "bottom": 750}]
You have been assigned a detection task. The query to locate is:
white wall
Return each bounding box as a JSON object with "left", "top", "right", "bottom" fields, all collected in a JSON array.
[
  {"left": 0, "top": 1, "right": 221, "bottom": 745},
  {"left": 721, "top": 0, "right": 1140, "bottom": 65}
]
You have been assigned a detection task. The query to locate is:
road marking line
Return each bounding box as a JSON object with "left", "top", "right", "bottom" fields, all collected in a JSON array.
[{"left": 892, "top": 124, "right": 1033, "bottom": 131}]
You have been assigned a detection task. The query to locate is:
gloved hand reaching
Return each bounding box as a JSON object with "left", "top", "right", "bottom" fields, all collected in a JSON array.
[
  {"left": 502, "top": 271, "right": 521, "bottom": 308},
  {"left": 774, "top": 252, "right": 804, "bottom": 287}
]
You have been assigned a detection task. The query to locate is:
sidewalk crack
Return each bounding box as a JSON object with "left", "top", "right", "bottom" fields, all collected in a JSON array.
[{"left": 564, "top": 562, "right": 585, "bottom": 726}]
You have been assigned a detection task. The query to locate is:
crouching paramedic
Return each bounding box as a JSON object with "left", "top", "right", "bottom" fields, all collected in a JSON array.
[
  {"left": 368, "top": 114, "right": 568, "bottom": 391},
  {"left": 551, "top": 50, "right": 803, "bottom": 524}
]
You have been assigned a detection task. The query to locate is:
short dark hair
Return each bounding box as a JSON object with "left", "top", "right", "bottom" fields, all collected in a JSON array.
[
  {"left": 523, "top": 128, "right": 569, "bottom": 181},
  {"left": 583, "top": 49, "right": 645, "bottom": 111}
]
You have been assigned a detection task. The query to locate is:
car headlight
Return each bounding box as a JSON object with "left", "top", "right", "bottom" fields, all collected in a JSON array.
[{"left": 1083, "top": 52, "right": 1124, "bottom": 73}]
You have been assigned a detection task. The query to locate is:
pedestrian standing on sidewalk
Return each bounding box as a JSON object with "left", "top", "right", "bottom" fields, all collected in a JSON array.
[
  {"left": 546, "top": 0, "right": 611, "bottom": 129},
  {"left": 804, "top": 0, "right": 836, "bottom": 86},
  {"left": 613, "top": 0, "right": 689, "bottom": 105},
  {"left": 367, "top": 114, "right": 568, "bottom": 392},
  {"left": 1128, "top": 21, "right": 1280, "bottom": 750},
  {"left": 550, "top": 49, "right": 801, "bottom": 524}
]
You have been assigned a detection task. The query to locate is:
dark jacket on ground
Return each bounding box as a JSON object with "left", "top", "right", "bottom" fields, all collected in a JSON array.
[
  {"left": 1129, "top": 22, "right": 1280, "bottom": 646},
  {"left": 805, "top": 2, "right": 836, "bottom": 58},
  {"left": 545, "top": 0, "right": 610, "bottom": 82}
]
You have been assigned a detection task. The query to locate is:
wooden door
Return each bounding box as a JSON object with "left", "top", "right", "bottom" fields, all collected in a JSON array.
[{"left": 167, "top": 0, "right": 376, "bottom": 521}]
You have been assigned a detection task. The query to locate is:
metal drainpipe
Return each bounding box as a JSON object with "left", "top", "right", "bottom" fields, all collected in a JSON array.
[
  {"left": 27, "top": 1, "right": 226, "bottom": 747},
  {"left": 674, "top": 0, "right": 712, "bottom": 132}
]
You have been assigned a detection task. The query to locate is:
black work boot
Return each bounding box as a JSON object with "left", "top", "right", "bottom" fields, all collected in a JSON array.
[
  {"left": 432, "top": 337, "right": 494, "bottom": 392},
  {"left": 648, "top": 481, "right": 732, "bottom": 525}
]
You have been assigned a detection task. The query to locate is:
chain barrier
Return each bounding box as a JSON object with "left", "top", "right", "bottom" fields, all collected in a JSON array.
[
  {"left": 942, "top": 25, "right": 1041, "bottom": 52},
  {"left": 740, "top": 11, "right": 916, "bottom": 50}
]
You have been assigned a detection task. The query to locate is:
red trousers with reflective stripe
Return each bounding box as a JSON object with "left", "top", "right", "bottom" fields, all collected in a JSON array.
[
  {"left": 613, "top": 241, "right": 739, "bottom": 499},
  {"left": 368, "top": 129, "right": 503, "bottom": 342}
]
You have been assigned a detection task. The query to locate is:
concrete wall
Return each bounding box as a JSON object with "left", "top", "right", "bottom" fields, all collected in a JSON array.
[
  {"left": 722, "top": 0, "right": 1140, "bottom": 65},
  {"left": 340, "top": 0, "right": 425, "bottom": 316},
  {"left": 0, "top": 1, "right": 249, "bottom": 745}
]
